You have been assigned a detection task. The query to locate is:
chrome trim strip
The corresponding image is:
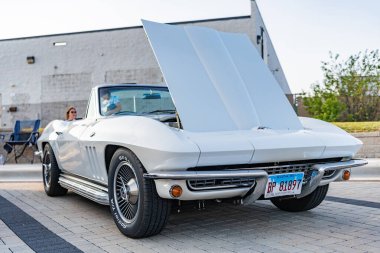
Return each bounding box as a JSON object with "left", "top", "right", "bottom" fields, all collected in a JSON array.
[
  {"left": 314, "top": 159, "right": 368, "bottom": 171},
  {"left": 320, "top": 171, "right": 343, "bottom": 186},
  {"left": 298, "top": 159, "right": 367, "bottom": 198},
  {"left": 297, "top": 168, "right": 325, "bottom": 198},
  {"left": 144, "top": 170, "right": 268, "bottom": 180},
  {"left": 60, "top": 174, "right": 108, "bottom": 192},
  {"left": 319, "top": 159, "right": 368, "bottom": 186},
  {"left": 243, "top": 175, "right": 268, "bottom": 205},
  {"left": 187, "top": 178, "right": 256, "bottom": 191},
  {"left": 59, "top": 174, "right": 109, "bottom": 205},
  {"left": 187, "top": 184, "right": 252, "bottom": 191}
]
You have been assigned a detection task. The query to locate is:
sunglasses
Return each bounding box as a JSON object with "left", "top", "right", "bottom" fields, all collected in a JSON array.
[{"left": 70, "top": 111, "right": 77, "bottom": 114}]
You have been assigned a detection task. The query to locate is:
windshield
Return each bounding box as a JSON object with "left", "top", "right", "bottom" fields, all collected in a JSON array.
[{"left": 98, "top": 86, "right": 176, "bottom": 116}]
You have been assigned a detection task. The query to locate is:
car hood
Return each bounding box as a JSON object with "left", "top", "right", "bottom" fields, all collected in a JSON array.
[{"left": 142, "top": 20, "right": 303, "bottom": 133}]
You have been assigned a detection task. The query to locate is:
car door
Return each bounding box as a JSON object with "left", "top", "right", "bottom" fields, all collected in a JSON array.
[
  {"left": 55, "top": 118, "right": 92, "bottom": 176},
  {"left": 76, "top": 119, "right": 109, "bottom": 184}
]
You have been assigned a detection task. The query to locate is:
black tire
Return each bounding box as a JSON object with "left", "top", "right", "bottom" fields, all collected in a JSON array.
[
  {"left": 108, "top": 148, "right": 171, "bottom": 238},
  {"left": 42, "top": 144, "right": 68, "bottom": 196},
  {"left": 270, "top": 184, "right": 329, "bottom": 212}
]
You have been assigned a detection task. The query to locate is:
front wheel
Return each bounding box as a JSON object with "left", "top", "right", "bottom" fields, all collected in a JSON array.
[
  {"left": 42, "top": 144, "right": 67, "bottom": 196},
  {"left": 108, "top": 148, "right": 171, "bottom": 238},
  {"left": 270, "top": 184, "right": 329, "bottom": 212}
]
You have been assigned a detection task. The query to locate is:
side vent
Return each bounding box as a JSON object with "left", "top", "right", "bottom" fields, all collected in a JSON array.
[{"left": 85, "top": 146, "right": 104, "bottom": 181}]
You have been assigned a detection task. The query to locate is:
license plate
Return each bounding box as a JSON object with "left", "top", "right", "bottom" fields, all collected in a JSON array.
[{"left": 264, "top": 172, "right": 304, "bottom": 198}]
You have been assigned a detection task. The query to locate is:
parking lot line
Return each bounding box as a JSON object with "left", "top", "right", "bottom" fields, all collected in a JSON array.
[
  {"left": 326, "top": 196, "right": 380, "bottom": 209},
  {"left": 0, "top": 195, "right": 82, "bottom": 253}
]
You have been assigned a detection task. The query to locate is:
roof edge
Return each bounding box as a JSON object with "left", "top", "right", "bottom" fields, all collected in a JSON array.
[{"left": 0, "top": 15, "right": 251, "bottom": 42}]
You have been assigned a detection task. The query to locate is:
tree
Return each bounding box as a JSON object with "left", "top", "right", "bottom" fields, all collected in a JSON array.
[{"left": 302, "top": 50, "right": 380, "bottom": 121}]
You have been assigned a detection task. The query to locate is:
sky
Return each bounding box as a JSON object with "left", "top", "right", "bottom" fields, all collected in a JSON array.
[
  {"left": 1, "top": 0, "right": 379, "bottom": 94},
  {"left": 256, "top": 0, "right": 380, "bottom": 93},
  {"left": 0, "top": 0, "right": 249, "bottom": 38}
]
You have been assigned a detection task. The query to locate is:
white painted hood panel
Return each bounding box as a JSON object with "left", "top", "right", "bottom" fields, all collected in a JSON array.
[
  {"left": 185, "top": 129, "right": 325, "bottom": 166},
  {"left": 142, "top": 20, "right": 303, "bottom": 132},
  {"left": 185, "top": 127, "right": 361, "bottom": 166}
]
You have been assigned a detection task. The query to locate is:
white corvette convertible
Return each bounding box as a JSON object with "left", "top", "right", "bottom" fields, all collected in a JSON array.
[{"left": 37, "top": 20, "right": 367, "bottom": 238}]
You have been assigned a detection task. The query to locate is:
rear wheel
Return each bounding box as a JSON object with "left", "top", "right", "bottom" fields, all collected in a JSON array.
[
  {"left": 42, "top": 144, "right": 67, "bottom": 196},
  {"left": 108, "top": 148, "right": 171, "bottom": 238},
  {"left": 270, "top": 184, "right": 329, "bottom": 212}
]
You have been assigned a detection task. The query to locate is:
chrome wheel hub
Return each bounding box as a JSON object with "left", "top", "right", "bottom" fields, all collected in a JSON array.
[
  {"left": 114, "top": 161, "right": 140, "bottom": 223},
  {"left": 119, "top": 177, "right": 138, "bottom": 204}
]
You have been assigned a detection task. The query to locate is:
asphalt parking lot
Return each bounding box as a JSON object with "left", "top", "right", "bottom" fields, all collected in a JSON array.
[{"left": 0, "top": 162, "right": 379, "bottom": 253}]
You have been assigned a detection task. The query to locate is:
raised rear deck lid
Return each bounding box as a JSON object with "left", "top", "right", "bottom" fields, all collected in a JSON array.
[{"left": 142, "top": 20, "right": 303, "bottom": 132}]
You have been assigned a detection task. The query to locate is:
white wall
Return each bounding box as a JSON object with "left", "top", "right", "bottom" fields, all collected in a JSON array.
[{"left": 0, "top": 2, "right": 291, "bottom": 128}]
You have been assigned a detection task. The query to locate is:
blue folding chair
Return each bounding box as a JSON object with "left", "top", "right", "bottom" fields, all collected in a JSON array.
[{"left": 2, "top": 119, "right": 41, "bottom": 163}]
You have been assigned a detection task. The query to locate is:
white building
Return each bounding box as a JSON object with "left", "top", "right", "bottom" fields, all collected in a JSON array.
[{"left": 0, "top": 1, "right": 291, "bottom": 128}]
